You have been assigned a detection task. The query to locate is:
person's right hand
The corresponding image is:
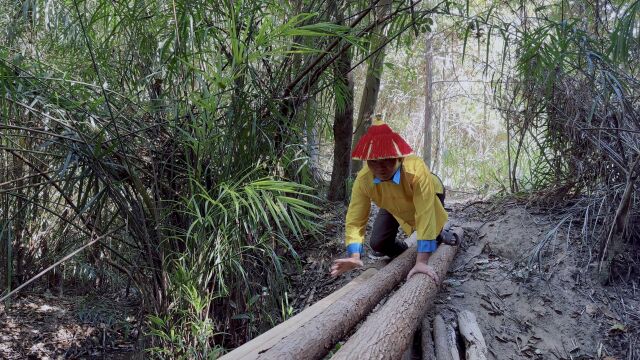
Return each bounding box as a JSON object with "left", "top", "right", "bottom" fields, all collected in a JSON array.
[{"left": 330, "top": 257, "right": 363, "bottom": 277}]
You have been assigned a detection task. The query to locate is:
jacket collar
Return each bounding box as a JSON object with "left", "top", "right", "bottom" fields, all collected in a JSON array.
[{"left": 373, "top": 166, "right": 402, "bottom": 185}]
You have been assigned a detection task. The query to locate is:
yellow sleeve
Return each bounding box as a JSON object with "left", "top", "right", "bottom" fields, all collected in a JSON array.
[
  {"left": 413, "top": 163, "right": 441, "bottom": 241},
  {"left": 344, "top": 179, "right": 371, "bottom": 255},
  {"left": 430, "top": 173, "right": 444, "bottom": 194}
]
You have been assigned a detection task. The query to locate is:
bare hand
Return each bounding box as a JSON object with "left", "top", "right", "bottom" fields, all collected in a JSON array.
[
  {"left": 330, "top": 258, "right": 363, "bottom": 277},
  {"left": 406, "top": 263, "right": 439, "bottom": 283}
]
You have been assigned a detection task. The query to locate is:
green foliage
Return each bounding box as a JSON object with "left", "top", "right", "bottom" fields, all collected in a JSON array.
[
  {"left": 2, "top": 0, "right": 443, "bottom": 355},
  {"left": 146, "top": 263, "right": 223, "bottom": 359},
  {"left": 0, "top": 0, "right": 335, "bottom": 354},
  {"left": 608, "top": 1, "right": 640, "bottom": 65},
  {"left": 456, "top": 0, "right": 640, "bottom": 272},
  {"left": 450, "top": 0, "right": 638, "bottom": 195}
]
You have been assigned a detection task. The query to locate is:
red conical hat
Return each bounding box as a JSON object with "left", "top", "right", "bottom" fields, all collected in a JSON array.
[{"left": 351, "top": 115, "right": 413, "bottom": 160}]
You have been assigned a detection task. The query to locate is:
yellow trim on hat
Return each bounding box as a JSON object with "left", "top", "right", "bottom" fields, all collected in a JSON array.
[{"left": 371, "top": 113, "right": 384, "bottom": 126}]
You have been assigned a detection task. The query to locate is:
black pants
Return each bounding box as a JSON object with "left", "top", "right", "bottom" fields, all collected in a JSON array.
[{"left": 370, "top": 189, "right": 446, "bottom": 258}]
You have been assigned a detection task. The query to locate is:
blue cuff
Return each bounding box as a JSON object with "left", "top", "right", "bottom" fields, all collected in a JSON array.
[
  {"left": 346, "top": 243, "right": 363, "bottom": 256},
  {"left": 417, "top": 240, "right": 437, "bottom": 253}
]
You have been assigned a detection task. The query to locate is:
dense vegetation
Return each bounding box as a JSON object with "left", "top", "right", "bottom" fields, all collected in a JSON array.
[{"left": 1, "top": 0, "right": 637, "bottom": 357}]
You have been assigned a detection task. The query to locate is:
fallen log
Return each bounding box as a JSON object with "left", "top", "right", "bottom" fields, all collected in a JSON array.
[
  {"left": 255, "top": 234, "right": 420, "bottom": 360},
  {"left": 433, "top": 313, "right": 460, "bottom": 360},
  {"left": 331, "top": 228, "right": 463, "bottom": 359},
  {"left": 421, "top": 314, "right": 436, "bottom": 360},
  {"left": 220, "top": 268, "right": 378, "bottom": 360},
  {"left": 457, "top": 310, "right": 487, "bottom": 360}
]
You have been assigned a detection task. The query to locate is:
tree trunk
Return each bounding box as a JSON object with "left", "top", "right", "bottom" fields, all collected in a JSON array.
[
  {"left": 598, "top": 156, "right": 640, "bottom": 280},
  {"left": 482, "top": 83, "right": 488, "bottom": 156},
  {"left": 423, "top": 33, "right": 434, "bottom": 168},
  {"left": 437, "top": 102, "right": 447, "bottom": 175},
  {"left": 306, "top": 98, "right": 323, "bottom": 183},
  {"left": 350, "top": 0, "right": 392, "bottom": 176},
  {"left": 457, "top": 310, "right": 487, "bottom": 360},
  {"left": 332, "top": 228, "right": 463, "bottom": 359},
  {"left": 255, "top": 234, "right": 420, "bottom": 360},
  {"left": 439, "top": 47, "right": 448, "bottom": 175},
  {"left": 432, "top": 102, "right": 440, "bottom": 175},
  {"left": 432, "top": 56, "right": 445, "bottom": 175},
  {"left": 328, "top": 0, "right": 354, "bottom": 202}
]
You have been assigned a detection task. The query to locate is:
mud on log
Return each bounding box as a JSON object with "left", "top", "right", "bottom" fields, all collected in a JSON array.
[
  {"left": 255, "top": 234, "right": 420, "bottom": 360},
  {"left": 331, "top": 228, "right": 463, "bottom": 360}
]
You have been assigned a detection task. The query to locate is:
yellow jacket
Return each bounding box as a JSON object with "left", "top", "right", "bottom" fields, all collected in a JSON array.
[{"left": 345, "top": 155, "right": 448, "bottom": 253}]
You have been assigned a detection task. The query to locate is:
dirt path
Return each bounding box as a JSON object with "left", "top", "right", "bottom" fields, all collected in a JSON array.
[
  {"left": 432, "top": 202, "right": 639, "bottom": 359},
  {"left": 291, "top": 199, "right": 639, "bottom": 359}
]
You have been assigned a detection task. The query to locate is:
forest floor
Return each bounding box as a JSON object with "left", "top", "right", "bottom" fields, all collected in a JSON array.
[
  {"left": 290, "top": 194, "right": 640, "bottom": 359},
  {"left": 0, "top": 289, "right": 141, "bottom": 359},
  {"left": 1, "top": 195, "right": 638, "bottom": 359}
]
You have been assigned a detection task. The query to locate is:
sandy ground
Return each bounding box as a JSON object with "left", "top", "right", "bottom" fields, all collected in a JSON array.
[{"left": 433, "top": 202, "right": 639, "bottom": 359}]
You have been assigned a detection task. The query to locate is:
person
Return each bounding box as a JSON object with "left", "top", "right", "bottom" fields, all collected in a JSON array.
[{"left": 330, "top": 115, "right": 452, "bottom": 282}]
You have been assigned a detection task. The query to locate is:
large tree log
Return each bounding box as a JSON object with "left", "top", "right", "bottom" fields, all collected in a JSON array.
[
  {"left": 457, "top": 310, "right": 487, "bottom": 360},
  {"left": 331, "top": 228, "right": 463, "bottom": 359},
  {"left": 255, "top": 234, "right": 419, "bottom": 360},
  {"left": 433, "top": 313, "right": 460, "bottom": 360}
]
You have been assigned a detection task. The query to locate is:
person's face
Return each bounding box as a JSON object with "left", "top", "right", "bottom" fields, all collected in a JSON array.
[{"left": 367, "top": 158, "right": 400, "bottom": 181}]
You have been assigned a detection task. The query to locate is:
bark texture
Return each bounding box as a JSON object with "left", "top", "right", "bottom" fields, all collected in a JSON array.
[
  {"left": 457, "top": 310, "right": 487, "bottom": 360},
  {"left": 255, "top": 234, "right": 419, "bottom": 360},
  {"left": 331, "top": 228, "right": 463, "bottom": 359}
]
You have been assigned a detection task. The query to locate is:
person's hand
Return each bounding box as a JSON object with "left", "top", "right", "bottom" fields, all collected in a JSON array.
[
  {"left": 406, "top": 262, "right": 439, "bottom": 283},
  {"left": 330, "top": 257, "right": 363, "bottom": 277}
]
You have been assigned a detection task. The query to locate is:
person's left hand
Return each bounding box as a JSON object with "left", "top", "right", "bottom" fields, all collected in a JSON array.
[{"left": 407, "top": 262, "right": 439, "bottom": 283}]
